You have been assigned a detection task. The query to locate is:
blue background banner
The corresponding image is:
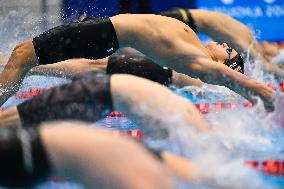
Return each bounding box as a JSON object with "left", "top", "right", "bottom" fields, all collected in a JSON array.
[
  {"left": 63, "top": 0, "right": 195, "bottom": 21},
  {"left": 63, "top": 0, "right": 284, "bottom": 41},
  {"left": 196, "top": 0, "right": 284, "bottom": 41}
]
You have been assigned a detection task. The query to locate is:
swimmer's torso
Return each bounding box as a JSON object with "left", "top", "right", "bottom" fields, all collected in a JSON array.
[{"left": 111, "top": 14, "right": 210, "bottom": 72}]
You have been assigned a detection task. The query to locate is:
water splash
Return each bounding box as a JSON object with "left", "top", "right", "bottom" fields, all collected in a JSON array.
[{"left": 1, "top": 6, "right": 284, "bottom": 189}]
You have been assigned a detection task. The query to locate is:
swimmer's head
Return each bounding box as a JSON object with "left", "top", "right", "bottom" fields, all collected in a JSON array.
[{"left": 207, "top": 42, "right": 244, "bottom": 73}]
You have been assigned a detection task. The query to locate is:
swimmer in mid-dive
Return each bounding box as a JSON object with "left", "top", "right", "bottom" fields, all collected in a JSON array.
[
  {"left": 0, "top": 73, "right": 209, "bottom": 134},
  {"left": 0, "top": 14, "right": 275, "bottom": 109},
  {"left": 28, "top": 9, "right": 284, "bottom": 83}
]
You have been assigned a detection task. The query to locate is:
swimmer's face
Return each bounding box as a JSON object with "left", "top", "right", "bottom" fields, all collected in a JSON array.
[{"left": 207, "top": 42, "right": 238, "bottom": 63}]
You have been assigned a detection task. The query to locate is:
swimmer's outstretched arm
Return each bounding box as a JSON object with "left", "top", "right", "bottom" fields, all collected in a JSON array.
[
  {"left": 193, "top": 57, "right": 275, "bottom": 110},
  {"left": 0, "top": 122, "right": 173, "bottom": 189},
  {"left": 172, "top": 71, "right": 204, "bottom": 87}
]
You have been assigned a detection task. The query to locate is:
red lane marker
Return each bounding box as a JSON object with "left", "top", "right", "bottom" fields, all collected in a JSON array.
[
  {"left": 266, "top": 82, "right": 284, "bottom": 92},
  {"left": 127, "top": 130, "right": 145, "bottom": 140},
  {"left": 243, "top": 101, "right": 253, "bottom": 107},
  {"left": 107, "top": 111, "right": 125, "bottom": 117},
  {"left": 15, "top": 88, "right": 49, "bottom": 99},
  {"left": 246, "top": 160, "right": 284, "bottom": 175},
  {"left": 212, "top": 102, "right": 224, "bottom": 110},
  {"left": 279, "top": 82, "right": 284, "bottom": 92},
  {"left": 278, "top": 42, "right": 284, "bottom": 49},
  {"left": 212, "top": 102, "right": 237, "bottom": 110},
  {"left": 194, "top": 101, "right": 252, "bottom": 114},
  {"left": 246, "top": 160, "right": 259, "bottom": 168},
  {"left": 106, "top": 102, "right": 254, "bottom": 116},
  {"left": 111, "top": 130, "right": 144, "bottom": 140},
  {"left": 12, "top": 82, "right": 284, "bottom": 100},
  {"left": 195, "top": 103, "right": 211, "bottom": 113}
]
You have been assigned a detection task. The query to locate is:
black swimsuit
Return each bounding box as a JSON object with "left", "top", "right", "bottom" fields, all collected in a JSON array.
[
  {"left": 0, "top": 127, "right": 50, "bottom": 188},
  {"left": 33, "top": 17, "right": 119, "bottom": 65},
  {"left": 107, "top": 51, "right": 173, "bottom": 85},
  {"left": 17, "top": 73, "right": 113, "bottom": 127}
]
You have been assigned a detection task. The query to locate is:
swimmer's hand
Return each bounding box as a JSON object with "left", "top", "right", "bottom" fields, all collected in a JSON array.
[{"left": 254, "top": 84, "right": 276, "bottom": 111}]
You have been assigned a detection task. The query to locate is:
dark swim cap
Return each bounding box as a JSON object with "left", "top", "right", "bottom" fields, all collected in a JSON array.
[{"left": 224, "top": 54, "right": 244, "bottom": 74}]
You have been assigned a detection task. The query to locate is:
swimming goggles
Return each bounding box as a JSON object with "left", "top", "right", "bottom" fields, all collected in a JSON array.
[{"left": 226, "top": 47, "right": 233, "bottom": 60}]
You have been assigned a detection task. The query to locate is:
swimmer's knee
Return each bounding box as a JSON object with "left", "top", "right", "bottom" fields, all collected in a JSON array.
[
  {"left": 14, "top": 40, "right": 33, "bottom": 50},
  {"left": 9, "top": 40, "right": 37, "bottom": 69}
]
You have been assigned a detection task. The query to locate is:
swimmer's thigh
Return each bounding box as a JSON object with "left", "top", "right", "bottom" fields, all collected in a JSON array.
[{"left": 110, "top": 74, "right": 209, "bottom": 134}]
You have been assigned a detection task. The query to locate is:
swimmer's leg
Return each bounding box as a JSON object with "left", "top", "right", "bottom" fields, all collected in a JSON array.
[
  {"left": 2, "top": 73, "right": 208, "bottom": 134},
  {"left": 0, "top": 17, "right": 120, "bottom": 106},
  {"left": 28, "top": 58, "right": 108, "bottom": 78},
  {"left": 0, "top": 40, "right": 38, "bottom": 106},
  {"left": 0, "top": 122, "right": 173, "bottom": 189},
  {"left": 0, "top": 107, "right": 21, "bottom": 128},
  {"left": 111, "top": 74, "right": 209, "bottom": 136},
  {"left": 42, "top": 122, "right": 173, "bottom": 189}
]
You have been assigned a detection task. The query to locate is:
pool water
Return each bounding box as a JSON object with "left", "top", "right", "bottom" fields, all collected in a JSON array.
[{"left": 0, "top": 73, "right": 283, "bottom": 189}]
